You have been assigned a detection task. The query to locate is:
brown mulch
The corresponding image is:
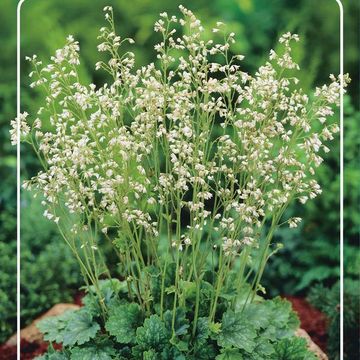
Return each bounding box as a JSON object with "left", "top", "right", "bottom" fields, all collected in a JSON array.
[
  {"left": 286, "top": 295, "right": 329, "bottom": 352},
  {"left": 73, "top": 290, "right": 85, "bottom": 307},
  {"left": 0, "top": 339, "right": 61, "bottom": 360}
]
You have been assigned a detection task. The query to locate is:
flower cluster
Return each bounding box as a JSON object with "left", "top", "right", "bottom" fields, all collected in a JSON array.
[{"left": 14, "top": 6, "right": 349, "bottom": 317}]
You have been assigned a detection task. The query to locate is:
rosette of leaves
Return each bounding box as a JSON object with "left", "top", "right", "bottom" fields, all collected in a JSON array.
[{"left": 35, "top": 279, "right": 317, "bottom": 360}]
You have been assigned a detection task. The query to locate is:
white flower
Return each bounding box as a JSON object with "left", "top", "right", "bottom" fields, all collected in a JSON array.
[
  {"left": 10, "top": 112, "right": 30, "bottom": 145},
  {"left": 102, "top": 227, "right": 108, "bottom": 234},
  {"left": 182, "top": 126, "right": 193, "bottom": 138},
  {"left": 17, "top": 6, "right": 348, "bottom": 293},
  {"left": 288, "top": 217, "right": 302, "bottom": 228}
]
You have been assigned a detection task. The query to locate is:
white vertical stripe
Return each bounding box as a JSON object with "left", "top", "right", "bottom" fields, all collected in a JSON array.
[{"left": 335, "top": 1, "right": 344, "bottom": 359}]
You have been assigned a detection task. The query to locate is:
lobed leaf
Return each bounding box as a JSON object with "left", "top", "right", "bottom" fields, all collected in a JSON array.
[
  {"left": 136, "top": 315, "right": 170, "bottom": 351},
  {"left": 62, "top": 309, "right": 100, "bottom": 346},
  {"left": 217, "top": 310, "right": 257, "bottom": 353},
  {"left": 273, "top": 337, "right": 318, "bottom": 360},
  {"left": 105, "top": 302, "right": 143, "bottom": 344}
]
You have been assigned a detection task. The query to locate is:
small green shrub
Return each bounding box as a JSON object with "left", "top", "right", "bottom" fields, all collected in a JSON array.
[{"left": 308, "top": 279, "right": 360, "bottom": 360}]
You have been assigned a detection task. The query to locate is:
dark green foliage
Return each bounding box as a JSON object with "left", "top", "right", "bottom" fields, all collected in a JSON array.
[
  {"left": 218, "top": 310, "right": 257, "bottom": 353},
  {"left": 62, "top": 310, "right": 100, "bottom": 346},
  {"left": 216, "top": 337, "right": 317, "bottom": 360},
  {"left": 37, "top": 308, "right": 100, "bottom": 346},
  {"left": 36, "top": 282, "right": 314, "bottom": 360},
  {"left": 273, "top": 337, "right": 317, "bottom": 360},
  {"left": 163, "top": 308, "right": 189, "bottom": 336},
  {"left": 135, "top": 315, "right": 170, "bottom": 352},
  {"left": 308, "top": 280, "right": 360, "bottom": 360},
  {"left": 218, "top": 298, "right": 300, "bottom": 358},
  {"left": 70, "top": 341, "right": 117, "bottom": 360},
  {"left": 0, "top": 182, "right": 82, "bottom": 343},
  {"left": 37, "top": 310, "right": 76, "bottom": 344},
  {"left": 0, "top": 134, "right": 17, "bottom": 342},
  {"left": 20, "top": 240, "right": 81, "bottom": 321},
  {"left": 216, "top": 348, "right": 244, "bottom": 360},
  {"left": 193, "top": 317, "right": 210, "bottom": 348},
  {"left": 105, "top": 303, "right": 143, "bottom": 344},
  {"left": 82, "top": 278, "right": 128, "bottom": 315}
]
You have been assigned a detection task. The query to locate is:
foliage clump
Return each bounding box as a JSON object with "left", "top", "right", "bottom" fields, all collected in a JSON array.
[{"left": 36, "top": 279, "right": 316, "bottom": 360}]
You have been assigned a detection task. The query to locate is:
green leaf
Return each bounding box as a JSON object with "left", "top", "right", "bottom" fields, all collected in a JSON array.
[
  {"left": 217, "top": 310, "right": 257, "bottom": 353},
  {"left": 70, "top": 342, "right": 116, "bottom": 360},
  {"left": 161, "top": 345, "right": 187, "bottom": 360},
  {"left": 62, "top": 310, "right": 100, "bottom": 346},
  {"left": 192, "top": 343, "right": 217, "bottom": 360},
  {"left": 136, "top": 315, "right": 170, "bottom": 351},
  {"left": 216, "top": 348, "right": 244, "bottom": 360},
  {"left": 193, "top": 317, "right": 210, "bottom": 348},
  {"left": 146, "top": 265, "right": 162, "bottom": 302},
  {"left": 216, "top": 298, "right": 302, "bottom": 359},
  {"left": 273, "top": 337, "right": 317, "bottom": 360},
  {"left": 192, "top": 329, "right": 218, "bottom": 360},
  {"left": 82, "top": 278, "right": 126, "bottom": 315},
  {"left": 36, "top": 310, "right": 75, "bottom": 344},
  {"left": 242, "top": 298, "right": 299, "bottom": 341},
  {"left": 209, "top": 322, "right": 221, "bottom": 334},
  {"left": 163, "top": 308, "right": 189, "bottom": 336},
  {"left": 179, "top": 280, "right": 197, "bottom": 300},
  {"left": 105, "top": 303, "right": 143, "bottom": 344},
  {"left": 34, "top": 343, "right": 70, "bottom": 359},
  {"left": 34, "top": 352, "right": 69, "bottom": 360},
  {"left": 170, "top": 338, "right": 189, "bottom": 352},
  {"left": 233, "top": 283, "right": 263, "bottom": 311},
  {"left": 143, "top": 349, "right": 158, "bottom": 360},
  {"left": 248, "top": 337, "right": 275, "bottom": 359}
]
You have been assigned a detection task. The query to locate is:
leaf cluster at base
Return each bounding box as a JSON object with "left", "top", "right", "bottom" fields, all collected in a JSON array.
[{"left": 35, "top": 279, "right": 316, "bottom": 360}]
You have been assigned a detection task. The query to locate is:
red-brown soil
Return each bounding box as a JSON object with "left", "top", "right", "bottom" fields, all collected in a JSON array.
[
  {"left": 0, "top": 339, "right": 61, "bottom": 360},
  {"left": 286, "top": 295, "right": 328, "bottom": 352},
  {"left": 73, "top": 290, "right": 85, "bottom": 307}
]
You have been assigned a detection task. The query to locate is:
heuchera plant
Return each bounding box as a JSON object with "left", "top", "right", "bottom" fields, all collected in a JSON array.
[{"left": 13, "top": 5, "right": 349, "bottom": 359}]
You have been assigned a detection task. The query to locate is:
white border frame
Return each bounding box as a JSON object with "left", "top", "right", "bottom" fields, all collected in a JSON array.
[
  {"left": 16, "top": 1, "right": 345, "bottom": 359},
  {"left": 336, "top": 1, "right": 344, "bottom": 357}
]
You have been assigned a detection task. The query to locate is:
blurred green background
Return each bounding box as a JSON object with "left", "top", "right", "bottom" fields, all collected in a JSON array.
[{"left": 0, "top": 0, "right": 358, "bottom": 358}]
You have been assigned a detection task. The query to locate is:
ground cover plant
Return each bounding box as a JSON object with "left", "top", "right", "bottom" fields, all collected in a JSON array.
[{"left": 13, "top": 5, "right": 349, "bottom": 359}]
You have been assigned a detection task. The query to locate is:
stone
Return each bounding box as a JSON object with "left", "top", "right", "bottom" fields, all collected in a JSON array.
[
  {"left": 6, "top": 303, "right": 80, "bottom": 346},
  {"left": 296, "top": 328, "right": 328, "bottom": 360}
]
